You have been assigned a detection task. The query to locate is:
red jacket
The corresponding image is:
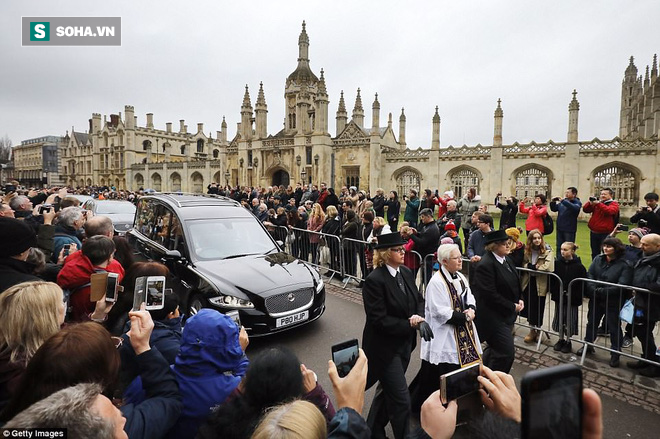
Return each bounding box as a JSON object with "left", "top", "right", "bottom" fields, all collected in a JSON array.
[
  {"left": 519, "top": 202, "right": 547, "bottom": 233},
  {"left": 583, "top": 200, "right": 619, "bottom": 234},
  {"left": 57, "top": 251, "right": 125, "bottom": 322}
]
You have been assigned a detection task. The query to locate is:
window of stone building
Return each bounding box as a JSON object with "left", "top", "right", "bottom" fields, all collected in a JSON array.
[
  {"left": 152, "top": 173, "right": 162, "bottom": 191},
  {"left": 213, "top": 149, "right": 219, "bottom": 159},
  {"left": 593, "top": 165, "right": 637, "bottom": 206},
  {"left": 449, "top": 168, "right": 480, "bottom": 199},
  {"left": 346, "top": 167, "right": 361, "bottom": 189},
  {"left": 396, "top": 170, "right": 420, "bottom": 198},
  {"left": 143, "top": 140, "right": 151, "bottom": 151},
  {"left": 197, "top": 139, "right": 204, "bottom": 153},
  {"left": 170, "top": 173, "right": 182, "bottom": 192},
  {"left": 306, "top": 146, "right": 312, "bottom": 165},
  {"left": 191, "top": 172, "right": 204, "bottom": 193},
  {"left": 247, "top": 150, "right": 252, "bottom": 165},
  {"left": 180, "top": 145, "right": 185, "bottom": 155},
  {"left": 514, "top": 167, "right": 549, "bottom": 200}
]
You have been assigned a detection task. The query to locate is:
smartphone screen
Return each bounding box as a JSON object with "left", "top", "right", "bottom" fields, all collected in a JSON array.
[
  {"left": 521, "top": 364, "right": 582, "bottom": 439},
  {"left": 105, "top": 273, "right": 119, "bottom": 302},
  {"left": 331, "top": 339, "right": 359, "bottom": 378},
  {"left": 226, "top": 310, "right": 241, "bottom": 327},
  {"left": 441, "top": 362, "right": 481, "bottom": 404},
  {"left": 145, "top": 276, "right": 166, "bottom": 310},
  {"left": 63, "top": 244, "right": 71, "bottom": 257}
]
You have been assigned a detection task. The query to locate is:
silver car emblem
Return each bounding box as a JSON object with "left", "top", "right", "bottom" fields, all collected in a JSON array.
[{"left": 287, "top": 293, "right": 295, "bottom": 302}]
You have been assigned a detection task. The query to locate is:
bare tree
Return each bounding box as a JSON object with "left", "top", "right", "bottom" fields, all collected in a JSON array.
[{"left": 0, "top": 135, "right": 12, "bottom": 162}]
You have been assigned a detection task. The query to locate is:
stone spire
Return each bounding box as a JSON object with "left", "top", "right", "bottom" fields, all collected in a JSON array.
[
  {"left": 568, "top": 89, "right": 580, "bottom": 143},
  {"left": 318, "top": 68, "right": 327, "bottom": 95},
  {"left": 315, "top": 69, "right": 329, "bottom": 134},
  {"left": 352, "top": 88, "right": 364, "bottom": 128},
  {"left": 388, "top": 112, "right": 393, "bottom": 129},
  {"left": 220, "top": 116, "right": 227, "bottom": 144},
  {"left": 240, "top": 85, "right": 253, "bottom": 139},
  {"left": 255, "top": 82, "right": 268, "bottom": 139},
  {"left": 644, "top": 65, "right": 650, "bottom": 90},
  {"left": 371, "top": 93, "right": 380, "bottom": 134},
  {"left": 652, "top": 54, "right": 658, "bottom": 81},
  {"left": 336, "top": 90, "right": 348, "bottom": 135},
  {"left": 431, "top": 106, "right": 440, "bottom": 150},
  {"left": 625, "top": 56, "right": 638, "bottom": 80},
  {"left": 493, "top": 98, "right": 503, "bottom": 147},
  {"left": 298, "top": 20, "right": 309, "bottom": 62},
  {"left": 399, "top": 108, "right": 406, "bottom": 148}
]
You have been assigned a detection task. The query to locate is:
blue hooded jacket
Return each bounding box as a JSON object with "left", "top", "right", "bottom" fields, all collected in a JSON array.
[{"left": 124, "top": 309, "right": 249, "bottom": 439}]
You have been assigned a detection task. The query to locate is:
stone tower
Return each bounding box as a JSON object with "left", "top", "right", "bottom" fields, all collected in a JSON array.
[
  {"left": 620, "top": 56, "right": 643, "bottom": 139},
  {"left": 284, "top": 21, "right": 319, "bottom": 135},
  {"left": 255, "top": 82, "right": 268, "bottom": 139}
]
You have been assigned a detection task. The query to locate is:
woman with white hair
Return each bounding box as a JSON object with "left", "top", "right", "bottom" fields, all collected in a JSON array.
[{"left": 409, "top": 243, "right": 481, "bottom": 413}]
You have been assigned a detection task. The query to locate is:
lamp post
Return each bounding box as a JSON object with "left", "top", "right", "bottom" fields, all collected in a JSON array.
[
  {"left": 296, "top": 155, "right": 301, "bottom": 184},
  {"left": 313, "top": 154, "right": 319, "bottom": 187},
  {"left": 301, "top": 168, "right": 307, "bottom": 185},
  {"left": 224, "top": 170, "right": 230, "bottom": 188},
  {"left": 253, "top": 158, "right": 258, "bottom": 187}
]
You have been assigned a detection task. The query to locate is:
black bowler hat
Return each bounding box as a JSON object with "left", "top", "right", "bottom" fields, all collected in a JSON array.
[
  {"left": 373, "top": 232, "right": 408, "bottom": 249},
  {"left": 484, "top": 229, "right": 510, "bottom": 245}
]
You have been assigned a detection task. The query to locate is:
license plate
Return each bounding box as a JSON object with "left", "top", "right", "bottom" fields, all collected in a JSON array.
[{"left": 276, "top": 310, "right": 309, "bottom": 328}]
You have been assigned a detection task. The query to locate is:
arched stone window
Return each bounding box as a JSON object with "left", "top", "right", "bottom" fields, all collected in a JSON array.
[
  {"left": 180, "top": 145, "right": 185, "bottom": 155},
  {"left": 142, "top": 140, "right": 151, "bottom": 151},
  {"left": 151, "top": 173, "right": 162, "bottom": 192},
  {"left": 213, "top": 149, "right": 219, "bottom": 159},
  {"left": 514, "top": 166, "right": 551, "bottom": 200},
  {"left": 196, "top": 139, "right": 204, "bottom": 153},
  {"left": 170, "top": 172, "right": 182, "bottom": 192},
  {"left": 134, "top": 173, "right": 144, "bottom": 190},
  {"left": 395, "top": 168, "right": 421, "bottom": 198},
  {"left": 592, "top": 163, "right": 638, "bottom": 206},
  {"left": 191, "top": 172, "right": 204, "bottom": 193},
  {"left": 448, "top": 166, "right": 480, "bottom": 199}
]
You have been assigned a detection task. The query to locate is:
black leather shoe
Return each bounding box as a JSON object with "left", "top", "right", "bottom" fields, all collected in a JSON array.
[
  {"left": 561, "top": 341, "right": 573, "bottom": 354},
  {"left": 576, "top": 346, "right": 595, "bottom": 356},
  {"left": 609, "top": 356, "right": 620, "bottom": 368},
  {"left": 553, "top": 340, "right": 565, "bottom": 351},
  {"left": 627, "top": 360, "right": 648, "bottom": 370}
]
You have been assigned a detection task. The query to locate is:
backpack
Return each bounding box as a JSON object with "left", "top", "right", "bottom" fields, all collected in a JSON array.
[{"left": 542, "top": 213, "right": 554, "bottom": 235}]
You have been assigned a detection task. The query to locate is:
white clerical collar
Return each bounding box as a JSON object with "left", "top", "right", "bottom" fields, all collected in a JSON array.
[
  {"left": 386, "top": 264, "right": 399, "bottom": 278},
  {"left": 493, "top": 253, "right": 506, "bottom": 264}
]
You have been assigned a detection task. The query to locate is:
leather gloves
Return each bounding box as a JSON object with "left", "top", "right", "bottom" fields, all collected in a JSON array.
[{"left": 418, "top": 321, "right": 434, "bottom": 342}]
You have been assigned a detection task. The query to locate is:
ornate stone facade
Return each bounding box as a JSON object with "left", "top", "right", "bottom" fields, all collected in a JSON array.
[
  {"left": 12, "top": 136, "right": 64, "bottom": 187},
  {"left": 57, "top": 23, "right": 659, "bottom": 216}
]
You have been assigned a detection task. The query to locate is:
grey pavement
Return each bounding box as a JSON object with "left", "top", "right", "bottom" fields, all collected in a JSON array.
[{"left": 248, "top": 281, "right": 660, "bottom": 438}]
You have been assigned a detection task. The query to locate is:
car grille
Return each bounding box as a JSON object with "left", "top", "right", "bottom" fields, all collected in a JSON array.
[{"left": 265, "top": 288, "right": 314, "bottom": 314}]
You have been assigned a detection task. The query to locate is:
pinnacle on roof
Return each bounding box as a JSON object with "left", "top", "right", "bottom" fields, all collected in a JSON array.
[
  {"left": 433, "top": 106, "right": 440, "bottom": 123},
  {"left": 625, "top": 56, "right": 638, "bottom": 77},
  {"left": 222, "top": 116, "right": 227, "bottom": 128},
  {"left": 652, "top": 54, "right": 658, "bottom": 79},
  {"left": 318, "top": 68, "right": 327, "bottom": 95},
  {"left": 299, "top": 20, "right": 308, "bottom": 45},
  {"left": 644, "top": 65, "right": 650, "bottom": 85},
  {"left": 241, "top": 85, "right": 252, "bottom": 109},
  {"left": 388, "top": 112, "right": 393, "bottom": 128},
  {"left": 337, "top": 90, "right": 347, "bottom": 114},
  {"left": 372, "top": 93, "right": 380, "bottom": 109},
  {"left": 399, "top": 107, "right": 406, "bottom": 121},
  {"left": 569, "top": 89, "right": 580, "bottom": 111},
  {"left": 256, "top": 82, "right": 266, "bottom": 106},
  {"left": 494, "top": 98, "right": 503, "bottom": 117},
  {"left": 353, "top": 88, "right": 363, "bottom": 112},
  {"left": 287, "top": 20, "right": 318, "bottom": 84}
]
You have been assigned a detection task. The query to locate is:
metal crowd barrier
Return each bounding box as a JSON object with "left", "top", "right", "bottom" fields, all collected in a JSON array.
[
  {"left": 341, "top": 237, "right": 371, "bottom": 287},
  {"left": 288, "top": 227, "right": 343, "bottom": 279},
  {"left": 420, "top": 253, "right": 473, "bottom": 295},
  {"left": 567, "top": 278, "right": 660, "bottom": 368}
]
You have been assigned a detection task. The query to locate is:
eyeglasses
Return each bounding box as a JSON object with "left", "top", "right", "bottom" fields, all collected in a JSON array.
[
  {"left": 389, "top": 247, "right": 406, "bottom": 253},
  {"left": 448, "top": 256, "right": 463, "bottom": 261}
]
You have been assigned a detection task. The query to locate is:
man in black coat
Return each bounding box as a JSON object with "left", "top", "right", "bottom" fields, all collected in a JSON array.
[
  {"left": 472, "top": 230, "right": 524, "bottom": 373},
  {"left": 0, "top": 217, "right": 40, "bottom": 295},
  {"left": 362, "top": 232, "right": 426, "bottom": 439},
  {"left": 410, "top": 208, "right": 441, "bottom": 285},
  {"left": 372, "top": 188, "right": 386, "bottom": 218},
  {"left": 627, "top": 233, "right": 660, "bottom": 377}
]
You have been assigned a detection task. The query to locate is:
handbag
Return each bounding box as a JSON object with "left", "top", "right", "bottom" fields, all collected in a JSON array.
[
  {"left": 619, "top": 298, "right": 634, "bottom": 324},
  {"left": 319, "top": 236, "right": 327, "bottom": 247}
]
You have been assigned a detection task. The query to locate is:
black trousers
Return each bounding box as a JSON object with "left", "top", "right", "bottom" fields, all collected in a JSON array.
[
  {"left": 409, "top": 360, "right": 460, "bottom": 413},
  {"left": 367, "top": 352, "right": 412, "bottom": 439},
  {"left": 633, "top": 320, "right": 659, "bottom": 363},
  {"left": 482, "top": 321, "right": 515, "bottom": 373}
]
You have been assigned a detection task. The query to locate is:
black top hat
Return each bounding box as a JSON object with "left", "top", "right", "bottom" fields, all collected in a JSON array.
[
  {"left": 483, "top": 229, "right": 510, "bottom": 245},
  {"left": 373, "top": 232, "right": 408, "bottom": 249}
]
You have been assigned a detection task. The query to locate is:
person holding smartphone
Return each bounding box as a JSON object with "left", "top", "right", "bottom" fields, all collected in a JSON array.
[{"left": 361, "top": 232, "right": 427, "bottom": 439}]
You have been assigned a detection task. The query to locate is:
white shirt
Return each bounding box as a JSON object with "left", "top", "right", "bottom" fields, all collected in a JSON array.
[
  {"left": 493, "top": 252, "right": 506, "bottom": 264},
  {"left": 420, "top": 266, "right": 482, "bottom": 365}
]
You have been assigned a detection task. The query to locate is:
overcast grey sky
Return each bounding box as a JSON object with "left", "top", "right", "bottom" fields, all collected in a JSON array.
[{"left": 1, "top": 1, "right": 658, "bottom": 149}]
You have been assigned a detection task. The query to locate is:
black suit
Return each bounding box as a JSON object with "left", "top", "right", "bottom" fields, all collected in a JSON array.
[
  {"left": 472, "top": 251, "right": 522, "bottom": 373},
  {"left": 362, "top": 264, "right": 424, "bottom": 439}
]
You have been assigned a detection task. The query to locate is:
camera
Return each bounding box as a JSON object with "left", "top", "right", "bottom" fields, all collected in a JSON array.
[
  {"left": 552, "top": 197, "right": 561, "bottom": 202},
  {"left": 589, "top": 196, "right": 597, "bottom": 202},
  {"left": 38, "top": 204, "right": 53, "bottom": 214},
  {"left": 618, "top": 224, "right": 629, "bottom": 232}
]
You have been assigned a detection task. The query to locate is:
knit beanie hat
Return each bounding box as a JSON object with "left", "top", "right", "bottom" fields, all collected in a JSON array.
[
  {"left": 440, "top": 237, "right": 455, "bottom": 245},
  {"left": 0, "top": 217, "right": 37, "bottom": 258},
  {"left": 630, "top": 227, "right": 649, "bottom": 240},
  {"left": 505, "top": 227, "right": 521, "bottom": 243},
  {"left": 444, "top": 221, "right": 457, "bottom": 231}
]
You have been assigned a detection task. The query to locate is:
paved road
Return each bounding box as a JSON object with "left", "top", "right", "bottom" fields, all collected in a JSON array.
[{"left": 248, "top": 287, "right": 660, "bottom": 438}]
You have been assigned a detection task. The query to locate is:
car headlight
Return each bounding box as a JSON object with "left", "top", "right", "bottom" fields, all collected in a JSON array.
[
  {"left": 208, "top": 295, "right": 254, "bottom": 309},
  {"left": 316, "top": 278, "right": 324, "bottom": 294}
]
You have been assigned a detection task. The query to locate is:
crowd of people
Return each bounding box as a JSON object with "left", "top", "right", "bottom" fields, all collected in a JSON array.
[{"left": 0, "top": 177, "right": 657, "bottom": 438}]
